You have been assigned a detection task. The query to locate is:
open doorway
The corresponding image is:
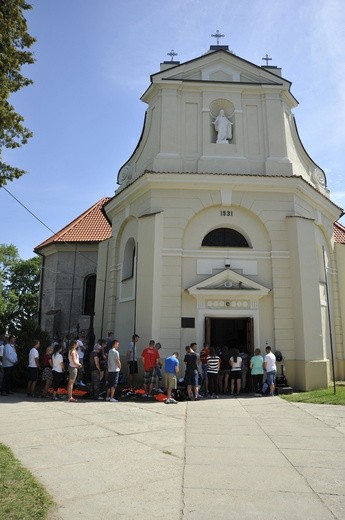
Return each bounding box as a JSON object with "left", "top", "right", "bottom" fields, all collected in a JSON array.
[{"left": 205, "top": 317, "right": 254, "bottom": 355}]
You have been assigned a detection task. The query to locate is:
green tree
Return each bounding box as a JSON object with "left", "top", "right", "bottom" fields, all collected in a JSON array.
[
  {"left": 0, "top": 243, "right": 19, "bottom": 326},
  {"left": 0, "top": 1, "right": 36, "bottom": 186},
  {"left": 0, "top": 244, "right": 40, "bottom": 334}
]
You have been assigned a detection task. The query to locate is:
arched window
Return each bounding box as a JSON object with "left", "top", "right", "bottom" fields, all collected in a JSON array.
[
  {"left": 202, "top": 228, "right": 249, "bottom": 247},
  {"left": 122, "top": 238, "right": 136, "bottom": 280},
  {"left": 83, "top": 274, "right": 96, "bottom": 315}
]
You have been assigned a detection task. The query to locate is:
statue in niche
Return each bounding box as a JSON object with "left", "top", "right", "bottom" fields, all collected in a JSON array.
[{"left": 212, "top": 109, "right": 233, "bottom": 143}]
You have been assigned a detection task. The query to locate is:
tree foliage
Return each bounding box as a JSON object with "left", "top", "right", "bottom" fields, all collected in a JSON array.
[
  {"left": 0, "top": 0, "right": 36, "bottom": 186},
  {"left": 0, "top": 243, "right": 40, "bottom": 334}
]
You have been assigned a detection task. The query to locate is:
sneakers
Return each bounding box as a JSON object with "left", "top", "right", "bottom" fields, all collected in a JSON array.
[
  {"left": 77, "top": 381, "right": 86, "bottom": 386},
  {"left": 164, "top": 398, "right": 178, "bottom": 404},
  {"left": 68, "top": 397, "right": 77, "bottom": 402},
  {"left": 105, "top": 397, "right": 111, "bottom": 401},
  {"left": 97, "top": 396, "right": 104, "bottom": 400},
  {"left": 109, "top": 398, "right": 118, "bottom": 402}
]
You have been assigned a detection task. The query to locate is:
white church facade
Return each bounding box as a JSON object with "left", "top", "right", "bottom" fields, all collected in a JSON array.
[{"left": 36, "top": 44, "right": 345, "bottom": 391}]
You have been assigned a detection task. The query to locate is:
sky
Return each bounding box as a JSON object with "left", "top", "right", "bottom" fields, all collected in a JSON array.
[{"left": 1, "top": 0, "right": 345, "bottom": 259}]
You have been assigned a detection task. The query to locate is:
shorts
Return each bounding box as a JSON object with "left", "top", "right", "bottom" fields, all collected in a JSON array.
[
  {"left": 266, "top": 370, "right": 276, "bottom": 386},
  {"left": 128, "top": 361, "right": 138, "bottom": 374},
  {"left": 52, "top": 370, "right": 64, "bottom": 391},
  {"left": 108, "top": 371, "right": 119, "bottom": 388},
  {"left": 143, "top": 368, "right": 156, "bottom": 386},
  {"left": 164, "top": 372, "right": 177, "bottom": 390},
  {"left": 42, "top": 367, "right": 53, "bottom": 381},
  {"left": 28, "top": 367, "right": 39, "bottom": 382},
  {"left": 184, "top": 369, "right": 199, "bottom": 387},
  {"left": 68, "top": 366, "right": 78, "bottom": 382},
  {"left": 230, "top": 369, "right": 241, "bottom": 380}
]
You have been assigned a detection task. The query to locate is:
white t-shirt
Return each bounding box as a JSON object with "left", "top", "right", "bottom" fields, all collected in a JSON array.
[
  {"left": 52, "top": 352, "right": 64, "bottom": 372},
  {"left": 230, "top": 356, "right": 242, "bottom": 370},
  {"left": 77, "top": 340, "right": 85, "bottom": 360},
  {"left": 265, "top": 352, "right": 277, "bottom": 372},
  {"left": 108, "top": 348, "right": 120, "bottom": 372},
  {"left": 28, "top": 348, "right": 39, "bottom": 368}
]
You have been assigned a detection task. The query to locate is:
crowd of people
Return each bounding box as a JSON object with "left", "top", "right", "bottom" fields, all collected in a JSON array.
[{"left": 0, "top": 332, "right": 277, "bottom": 403}]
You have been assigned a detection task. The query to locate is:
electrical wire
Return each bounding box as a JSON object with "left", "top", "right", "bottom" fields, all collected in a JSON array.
[{"left": 2, "top": 185, "right": 100, "bottom": 268}]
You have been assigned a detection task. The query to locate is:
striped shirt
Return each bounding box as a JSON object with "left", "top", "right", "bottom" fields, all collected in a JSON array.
[{"left": 207, "top": 356, "right": 220, "bottom": 374}]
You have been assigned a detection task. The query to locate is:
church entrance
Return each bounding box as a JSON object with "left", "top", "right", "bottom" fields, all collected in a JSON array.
[{"left": 205, "top": 317, "right": 254, "bottom": 354}]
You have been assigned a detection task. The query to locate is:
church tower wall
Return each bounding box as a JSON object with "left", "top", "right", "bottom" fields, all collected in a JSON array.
[{"left": 104, "top": 47, "right": 343, "bottom": 390}]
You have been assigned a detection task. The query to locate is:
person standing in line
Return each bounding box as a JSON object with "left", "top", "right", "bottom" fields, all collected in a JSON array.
[
  {"left": 154, "top": 342, "right": 163, "bottom": 391},
  {"left": 0, "top": 335, "right": 7, "bottom": 389},
  {"left": 207, "top": 347, "right": 221, "bottom": 398},
  {"left": 184, "top": 345, "right": 200, "bottom": 401},
  {"left": 126, "top": 333, "right": 139, "bottom": 388},
  {"left": 164, "top": 352, "right": 179, "bottom": 404},
  {"left": 27, "top": 339, "right": 40, "bottom": 397},
  {"left": 240, "top": 348, "right": 250, "bottom": 392},
  {"left": 264, "top": 346, "right": 277, "bottom": 396},
  {"left": 41, "top": 345, "right": 54, "bottom": 398},
  {"left": 97, "top": 338, "right": 108, "bottom": 384},
  {"left": 76, "top": 336, "right": 86, "bottom": 386},
  {"left": 90, "top": 343, "right": 102, "bottom": 400},
  {"left": 141, "top": 340, "right": 160, "bottom": 396},
  {"left": 51, "top": 343, "right": 65, "bottom": 401},
  {"left": 200, "top": 343, "right": 210, "bottom": 396},
  {"left": 230, "top": 348, "right": 242, "bottom": 396},
  {"left": 1, "top": 335, "right": 18, "bottom": 396},
  {"left": 67, "top": 340, "right": 81, "bottom": 402},
  {"left": 106, "top": 331, "right": 114, "bottom": 349},
  {"left": 250, "top": 348, "right": 264, "bottom": 396},
  {"left": 190, "top": 342, "right": 201, "bottom": 388},
  {"left": 218, "top": 345, "right": 230, "bottom": 394},
  {"left": 106, "top": 339, "right": 121, "bottom": 402}
]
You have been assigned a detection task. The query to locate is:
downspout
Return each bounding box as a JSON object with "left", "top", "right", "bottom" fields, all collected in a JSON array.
[
  {"left": 67, "top": 244, "right": 78, "bottom": 338},
  {"left": 34, "top": 249, "right": 45, "bottom": 328},
  {"left": 100, "top": 240, "right": 110, "bottom": 338}
]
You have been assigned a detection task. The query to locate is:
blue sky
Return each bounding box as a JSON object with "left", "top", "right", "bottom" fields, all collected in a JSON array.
[{"left": 1, "top": 0, "right": 345, "bottom": 259}]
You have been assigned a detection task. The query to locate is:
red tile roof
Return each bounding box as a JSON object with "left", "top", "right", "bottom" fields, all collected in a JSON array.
[
  {"left": 334, "top": 221, "right": 345, "bottom": 244},
  {"left": 35, "top": 197, "right": 112, "bottom": 251}
]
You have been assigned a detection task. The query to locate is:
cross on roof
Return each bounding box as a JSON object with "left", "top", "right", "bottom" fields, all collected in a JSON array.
[
  {"left": 167, "top": 49, "right": 178, "bottom": 61},
  {"left": 211, "top": 30, "right": 225, "bottom": 45},
  {"left": 262, "top": 53, "right": 272, "bottom": 66}
]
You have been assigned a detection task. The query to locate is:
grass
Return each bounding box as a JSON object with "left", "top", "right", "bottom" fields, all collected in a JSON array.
[
  {"left": 0, "top": 443, "right": 54, "bottom": 520},
  {"left": 280, "top": 385, "right": 345, "bottom": 405}
]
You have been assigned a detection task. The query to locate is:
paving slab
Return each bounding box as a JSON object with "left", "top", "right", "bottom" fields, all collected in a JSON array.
[{"left": 1, "top": 394, "right": 345, "bottom": 519}]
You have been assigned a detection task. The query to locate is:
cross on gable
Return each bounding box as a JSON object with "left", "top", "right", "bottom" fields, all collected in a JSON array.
[
  {"left": 211, "top": 30, "right": 225, "bottom": 45},
  {"left": 262, "top": 53, "right": 272, "bottom": 66},
  {"left": 167, "top": 49, "right": 178, "bottom": 61}
]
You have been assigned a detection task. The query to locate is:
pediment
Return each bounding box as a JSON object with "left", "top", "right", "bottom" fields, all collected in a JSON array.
[
  {"left": 152, "top": 50, "right": 288, "bottom": 87},
  {"left": 187, "top": 269, "right": 270, "bottom": 299}
]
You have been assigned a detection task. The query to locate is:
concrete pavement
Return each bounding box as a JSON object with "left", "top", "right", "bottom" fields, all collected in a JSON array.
[{"left": 1, "top": 394, "right": 345, "bottom": 519}]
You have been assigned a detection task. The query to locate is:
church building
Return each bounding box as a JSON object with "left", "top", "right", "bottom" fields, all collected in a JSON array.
[{"left": 36, "top": 42, "right": 345, "bottom": 391}]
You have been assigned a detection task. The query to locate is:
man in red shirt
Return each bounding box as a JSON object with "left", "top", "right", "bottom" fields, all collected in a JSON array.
[{"left": 141, "top": 340, "right": 160, "bottom": 396}]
